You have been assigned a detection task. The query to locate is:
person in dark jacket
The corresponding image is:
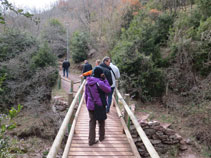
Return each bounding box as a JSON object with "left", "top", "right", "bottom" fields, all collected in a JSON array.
[
  {"left": 82, "top": 60, "right": 92, "bottom": 79},
  {"left": 99, "top": 57, "right": 113, "bottom": 86},
  {"left": 99, "top": 56, "right": 115, "bottom": 113},
  {"left": 85, "top": 67, "right": 111, "bottom": 146},
  {"left": 62, "top": 59, "right": 70, "bottom": 78}
]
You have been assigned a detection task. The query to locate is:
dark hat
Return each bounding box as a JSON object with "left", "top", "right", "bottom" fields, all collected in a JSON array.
[{"left": 93, "top": 66, "right": 103, "bottom": 78}]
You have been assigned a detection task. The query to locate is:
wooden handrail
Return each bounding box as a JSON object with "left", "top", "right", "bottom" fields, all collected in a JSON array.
[
  {"left": 47, "top": 80, "right": 86, "bottom": 158},
  {"left": 115, "top": 89, "right": 160, "bottom": 158},
  {"left": 62, "top": 93, "right": 85, "bottom": 158}
]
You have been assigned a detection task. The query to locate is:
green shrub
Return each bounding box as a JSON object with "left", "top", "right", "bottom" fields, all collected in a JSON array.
[
  {"left": 41, "top": 19, "right": 66, "bottom": 58},
  {"left": 0, "top": 105, "right": 22, "bottom": 158},
  {"left": 30, "top": 43, "right": 57, "bottom": 70},
  {"left": 196, "top": 0, "right": 211, "bottom": 18},
  {"left": 170, "top": 9, "right": 201, "bottom": 40},
  {"left": 0, "top": 29, "right": 36, "bottom": 62},
  {"left": 197, "top": 17, "right": 211, "bottom": 38},
  {"left": 192, "top": 17, "right": 211, "bottom": 76},
  {"left": 70, "top": 32, "right": 89, "bottom": 63},
  {"left": 111, "top": 9, "right": 170, "bottom": 99},
  {"left": 153, "top": 13, "right": 174, "bottom": 45},
  {"left": 111, "top": 41, "right": 165, "bottom": 99},
  {"left": 192, "top": 41, "right": 211, "bottom": 76}
]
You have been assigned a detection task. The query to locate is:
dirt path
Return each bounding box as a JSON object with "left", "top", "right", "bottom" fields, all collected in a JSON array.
[{"left": 59, "top": 70, "right": 82, "bottom": 94}]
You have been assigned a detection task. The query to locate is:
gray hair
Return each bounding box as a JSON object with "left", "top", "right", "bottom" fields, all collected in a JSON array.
[{"left": 102, "top": 56, "right": 110, "bottom": 63}]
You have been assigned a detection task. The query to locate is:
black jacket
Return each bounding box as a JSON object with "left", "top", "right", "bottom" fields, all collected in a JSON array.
[
  {"left": 83, "top": 63, "right": 92, "bottom": 78},
  {"left": 62, "top": 61, "right": 70, "bottom": 69},
  {"left": 99, "top": 63, "right": 113, "bottom": 86},
  {"left": 83, "top": 63, "right": 92, "bottom": 73}
]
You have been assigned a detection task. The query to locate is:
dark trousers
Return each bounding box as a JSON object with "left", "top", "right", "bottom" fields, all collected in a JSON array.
[
  {"left": 107, "top": 87, "right": 115, "bottom": 113},
  {"left": 88, "top": 110, "right": 105, "bottom": 144},
  {"left": 63, "top": 68, "right": 69, "bottom": 77}
]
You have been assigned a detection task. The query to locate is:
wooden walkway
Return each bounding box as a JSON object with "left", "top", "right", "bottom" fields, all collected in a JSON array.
[
  {"left": 48, "top": 72, "right": 159, "bottom": 158},
  {"left": 69, "top": 102, "right": 136, "bottom": 158}
]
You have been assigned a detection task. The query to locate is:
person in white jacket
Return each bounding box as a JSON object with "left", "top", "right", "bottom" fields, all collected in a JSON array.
[{"left": 107, "top": 61, "right": 120, "bottom": 113}]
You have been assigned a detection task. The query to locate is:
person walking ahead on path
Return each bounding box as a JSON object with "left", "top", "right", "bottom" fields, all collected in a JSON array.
[
  {"left": 99, "top": 56, "right": 113, "bottom": 86},
  {"left": 62, "top": 59, "right": 70, "bottom": 78},
  {"left": 85, "top": 67, "right": 111, "bottom": 146},
  {"left": 80, "top": 59, "right": 101, "bottom": 78},
  {"left": 99, "top": 56, "right": 114, "bottom": 113},
  {"left": 107, "top": 61, "right": 120, "bottom": 113},
  {"left": 82, "top": 60, "right": 92, "bottom": 79}
]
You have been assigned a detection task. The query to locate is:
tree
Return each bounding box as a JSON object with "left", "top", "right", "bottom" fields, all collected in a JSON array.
[
  {"left": 0, "top": 29, "right": 37, "bottom": 62},
  {"left": 70, "top": 31, "right": 89, "bottom": 63},
  {"left": 41, "top": 18, "right": 67, "bottom": 58}
]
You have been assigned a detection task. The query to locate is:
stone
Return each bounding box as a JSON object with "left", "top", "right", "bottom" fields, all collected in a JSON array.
[
  {"left": 185, "top": 138, "right": 192, "bottom": 145},
  {"left": 150, "top": 139, "right": 161, "bottom": 145},
  {"left": 133, "top": 137, "right": 141, "bottom": 142},
  {"left": 131, "top": 134, "right": 138, "bottom": 138},
  {"left": 161, "top": 123, "right": 172, "bottom": 129},
  {"left": 164, "top": 129, "right": 176, "bottom": 135},
  {"left": 169, "top": 135, "right": 178, "bottom": 140},
  {"left": 130, "top": 125, "right": 135, "bottom": 131},
  {"left": 52, "top": 105, "right": 56, "bottom": 113},
  {"left": 162, "top": 139, "right": 179, "bottom": 145},
  {"left": 175, "top": 133, "right": 183, "bottom": 141},
  {"left": 180, "top": 139, "right": 186, "bottom": 145},
  {"left": 179, "top": 144, "right": 188, "bottom": 151},
  {"left": 156, "top": 131, "right": 164, "bottom": 137},
  {"left": 88, "top": 49, "right": 96, "bottom": 57},
  {"left": 144, "top": 128, "right": 156, "bottom": 136},
  {"left": 162, "top": 140, "right": 175, "bottom": 145},
  {"left": 155, "top": 147, "right": 168, "bottom": 154},
  {"left": 148, "top": 121, "right": 160, "bottom": 127},
  {"left": 136, "top": 142, "right": 143, "bottom": 146},
  {"left": 153, "top": 126, "right": 162, "bottom": 130},
  {"left": 56, "top": 105, "right": 66, "bottom": 111},
  {"left": 152, "top": 134, "right": 160, "bottom": 139}
]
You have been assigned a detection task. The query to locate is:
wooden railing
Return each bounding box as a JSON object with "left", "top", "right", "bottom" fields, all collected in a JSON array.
[
  {"left": 62, "top": 93, "right": 85, "bottom": 158},
  {"left": 47, "top": 80, "right": 86, "bottom": 158},
  {"left": 48, "top": 77, "right": 160, "bottom": 158},
  {"left": 114, "top": 88, "right": 160, "bottom": 158}
]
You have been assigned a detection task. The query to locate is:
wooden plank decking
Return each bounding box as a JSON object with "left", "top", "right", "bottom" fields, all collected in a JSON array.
[{"left": 69, "top": 102, "right": 136, "bottom": 158}]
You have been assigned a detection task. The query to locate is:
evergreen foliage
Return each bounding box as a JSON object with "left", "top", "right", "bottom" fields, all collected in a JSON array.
[
  {"left": 41, "top": 18, "right": 67, "bottom": 58},
  {"left": 169, "top": 7, "right": 211, "bottom": 77},
  {"left": 0, "top": 29, "right": 36, "bottom": 62},
  {"left": 70, "top": 32, "right": 89, "bottom": 63},
  {"left": 111, "top": 10, "right": 173, "bottom": 98},
  {"left": 196, "top": 0, "right": 211, "bottom": 18},
  {"left": 30, "top": 43, "right": 57, "bottom": 70}
]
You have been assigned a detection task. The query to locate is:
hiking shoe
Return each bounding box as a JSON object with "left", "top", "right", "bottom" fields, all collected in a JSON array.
[{"left": 89, "top": 140, "right": 99, "bottom": 146}]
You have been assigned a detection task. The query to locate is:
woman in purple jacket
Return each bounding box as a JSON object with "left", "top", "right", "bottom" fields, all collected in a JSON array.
[{"left": 85, "top": 67, "right": 111, "bottom": 146}]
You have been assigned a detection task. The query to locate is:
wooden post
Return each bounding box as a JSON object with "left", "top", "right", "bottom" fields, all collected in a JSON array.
[
  {"left": 81, "top": 76, "right": 84, "bottom": 84},
  {"left": 68, "top": 92, "right": 73, "bottom": 106},
  {"left": 70, "top": 80, "right": 74, "bottom": 93},
  {"left": 68, "top": 107, "right": 77, "bottom": 133},
  {"left": 67, "top": 92, "right": 74, "bottom": 133},
  {"left": 115, "top": 80, "right": 119, "bottom": 105},
  {"left": 124, "top": 94, "right": 131, "bottom": 129},
  {"left": 57, "top": 75, "right": 61, "bottom": 89}
]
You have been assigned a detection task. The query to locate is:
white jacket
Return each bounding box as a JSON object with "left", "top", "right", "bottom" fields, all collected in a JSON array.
[{"left": 110, "top": 63, "right": 120, "bottom": 88}]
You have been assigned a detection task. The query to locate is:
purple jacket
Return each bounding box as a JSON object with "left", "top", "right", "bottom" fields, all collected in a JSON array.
[{"left": 85, "top": 77, "right": 111, "bottom": 110}]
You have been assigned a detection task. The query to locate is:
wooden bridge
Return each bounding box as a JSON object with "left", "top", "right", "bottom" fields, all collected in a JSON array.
[{"left": 47, "top": 76, "right": 160, "bottom": 158}]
